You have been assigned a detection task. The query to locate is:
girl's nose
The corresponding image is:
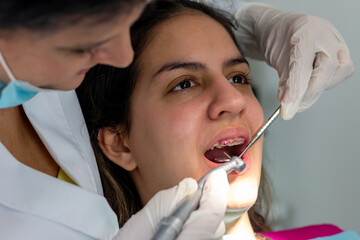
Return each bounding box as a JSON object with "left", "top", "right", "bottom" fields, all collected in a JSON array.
[{"left": 207, "top": 77, "right": 246, "bottom": 120}]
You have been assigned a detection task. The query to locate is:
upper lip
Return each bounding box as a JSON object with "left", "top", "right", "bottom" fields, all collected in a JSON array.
[{"left": 204, "top": 126, "right": 251, "bottom": 154}]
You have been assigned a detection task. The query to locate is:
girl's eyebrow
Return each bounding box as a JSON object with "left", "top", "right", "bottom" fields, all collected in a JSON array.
[
  {"left": 153, "top": 61, "right": 206, "bottom": 77},
  {"left": 153, "top": 55, "right": 249, "bottom": 77},
  {"left": 223, "top": 56, "right": 249, "bottom": 69}
]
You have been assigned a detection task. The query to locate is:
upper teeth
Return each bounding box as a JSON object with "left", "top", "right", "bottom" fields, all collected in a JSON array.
[{"left": 209, "top": 137, "right": 245, "bottom": 150}]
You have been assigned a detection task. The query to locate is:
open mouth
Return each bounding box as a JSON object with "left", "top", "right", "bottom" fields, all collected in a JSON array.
[{"left": 204, "top": 137, "right": 247, "bottom": 163}]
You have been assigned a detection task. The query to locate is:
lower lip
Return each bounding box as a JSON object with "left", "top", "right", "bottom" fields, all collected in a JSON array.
[{"left": 205, "top": 151, "right": 251, "bottom": 176}]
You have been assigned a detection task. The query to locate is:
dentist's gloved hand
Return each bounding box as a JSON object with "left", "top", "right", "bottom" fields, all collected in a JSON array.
[
  {"left": 114, "top": 170, "right": 229, "bottom": 240},
  {"left": 234, "top": 3, "right": 354, "bottom": 120},
  {"left": 204, "top": 1, "right": 354, "bottom": 120}
]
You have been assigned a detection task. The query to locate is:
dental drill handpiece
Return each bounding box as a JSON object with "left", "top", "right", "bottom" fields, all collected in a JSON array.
[
  {"left": 151, "top": 157, "right": 246, "bottom": 240},
  {"left": 151, "top": 106, "right": 281, "bottom": 240}
]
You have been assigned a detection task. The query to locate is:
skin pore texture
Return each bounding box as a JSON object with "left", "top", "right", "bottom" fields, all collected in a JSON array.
[
  {"left": 99, "top": 12, "right": 265, "bottom": 237},
  {"left": 0, "top": 4, "right": 144, "bottom": 91}
]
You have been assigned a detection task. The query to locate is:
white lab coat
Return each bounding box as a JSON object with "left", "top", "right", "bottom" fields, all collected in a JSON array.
[{"left": 0, "top": 91, "right": 119, "bottom": 239}]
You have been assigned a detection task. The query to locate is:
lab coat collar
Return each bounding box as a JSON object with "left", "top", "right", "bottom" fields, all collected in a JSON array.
[
  {"left": 0, "top": 143, "right": 119, "bottom": 239},
  {"left": 23, "top": 91, "right": 103, "bottom": 194}
]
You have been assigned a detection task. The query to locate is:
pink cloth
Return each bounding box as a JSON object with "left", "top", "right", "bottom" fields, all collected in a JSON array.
[{"left": 260, "top": 224, "right": 343, "bottom": 240}]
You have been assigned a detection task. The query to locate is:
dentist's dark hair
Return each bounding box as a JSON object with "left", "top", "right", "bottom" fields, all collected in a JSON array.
[
  {"left": 0, "top": 0, "right": 144, "bottom": 32},
  {"left": 77, "top": 0, "right": 272, "bottom": 232}
]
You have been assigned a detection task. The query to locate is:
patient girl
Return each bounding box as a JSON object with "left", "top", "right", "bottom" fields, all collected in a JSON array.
[{"left": 77, "top": 0, "right": 271, "bottom": 238}]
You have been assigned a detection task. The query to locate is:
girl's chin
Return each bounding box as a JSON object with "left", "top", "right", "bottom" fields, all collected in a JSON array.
[
  {"left": 227, "top": 180, "right": 259, "bottom": 209},
  {"left": 226, "top": 199, "right": 255, "bottom": 210}
]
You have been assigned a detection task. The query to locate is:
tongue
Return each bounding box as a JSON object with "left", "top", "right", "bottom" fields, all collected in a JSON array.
[{"left": 205, "top": 145, "right": 236, "bottom": 162}]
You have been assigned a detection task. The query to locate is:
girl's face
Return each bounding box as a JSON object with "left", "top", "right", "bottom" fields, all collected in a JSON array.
[
  {"left": 125, "top": 13, "right": 264, "bottom": 211},
  {"left": 0, "top": 4, "right": 144, "bottom": 90}
]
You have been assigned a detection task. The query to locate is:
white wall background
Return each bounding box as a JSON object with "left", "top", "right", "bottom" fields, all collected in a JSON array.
[{"left": 247, "top": 0, "right": 360, "bottom": 233}]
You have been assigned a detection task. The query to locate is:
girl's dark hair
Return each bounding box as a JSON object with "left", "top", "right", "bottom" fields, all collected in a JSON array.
[
  {"left": 0, "top": 0, "right": 144, "bottom": 31},
  {"left": 77, "top": 0, "right": 272, "bottom": 232}
]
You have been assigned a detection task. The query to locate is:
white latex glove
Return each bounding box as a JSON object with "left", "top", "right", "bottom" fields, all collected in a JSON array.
[
  {"left": 233, "top": 3, "right": 355, "bottom": 120},
  {"left": 114, "top": 169, "right": 229, "bottom": 240},
  {"left": 204, "top": 1, "right": 354, "bottom": 120}
]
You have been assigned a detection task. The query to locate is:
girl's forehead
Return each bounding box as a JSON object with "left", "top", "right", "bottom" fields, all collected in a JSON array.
[{"left": 142, "top": 14, "right": 238, "bottom": 60}]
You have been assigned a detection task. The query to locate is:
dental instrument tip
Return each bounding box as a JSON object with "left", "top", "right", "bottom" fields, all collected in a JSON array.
[{"left": 223, "top": 151, "right": 231, "bottom": 159}]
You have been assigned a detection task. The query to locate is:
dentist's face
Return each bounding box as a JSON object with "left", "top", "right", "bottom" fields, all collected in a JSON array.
[
  {"left": 127, "top": 13, "right": 264, "bottom": 211},
  {"left": 0, "top": 4, "right": 144, "bottom": 90}
]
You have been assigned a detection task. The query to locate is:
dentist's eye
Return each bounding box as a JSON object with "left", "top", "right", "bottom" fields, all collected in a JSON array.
[
  {"left": 72, "top": 48, "right": 95, "bottom": 55},
  {"left": 228, "top": 74, "right": 249, "bottom": 84},
  {"left": 172, "top": 79, "right": 196, "bottom": 91}
]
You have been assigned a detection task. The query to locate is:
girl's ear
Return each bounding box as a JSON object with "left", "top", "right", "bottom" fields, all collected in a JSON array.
[{"left": 97, "top": 128, "right": 137, "bottom": 171}]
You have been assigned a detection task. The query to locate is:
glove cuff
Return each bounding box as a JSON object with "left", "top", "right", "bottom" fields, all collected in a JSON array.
[
  {"left": 233, "top": 3, "right": 276, "bottom": 60},
  {"left": 199, "top": 0, "right": 245, "bottom": 16}
]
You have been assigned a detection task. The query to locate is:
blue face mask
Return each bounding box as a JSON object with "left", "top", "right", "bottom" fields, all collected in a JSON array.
[{"left": 0, "top": 51, "right": 52, "bottom": 109}]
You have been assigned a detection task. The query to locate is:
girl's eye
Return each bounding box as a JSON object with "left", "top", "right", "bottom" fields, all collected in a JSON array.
[
  {"left": 172, "top": 79, "right": 196, "bottom": 91},
  {"left": 228, "top": 74, "right": 249, "bottom": 84}
]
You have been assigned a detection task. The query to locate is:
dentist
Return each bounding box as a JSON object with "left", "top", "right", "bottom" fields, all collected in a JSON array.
[{"left": 0, "top": 0, "right": 354, "bottom": 239}]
